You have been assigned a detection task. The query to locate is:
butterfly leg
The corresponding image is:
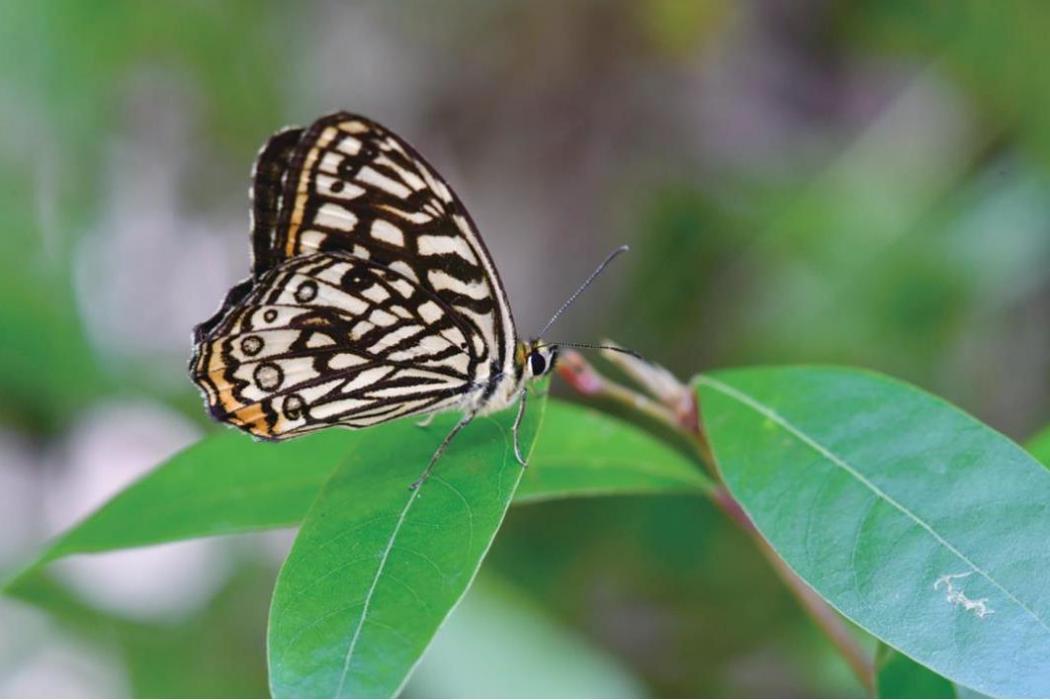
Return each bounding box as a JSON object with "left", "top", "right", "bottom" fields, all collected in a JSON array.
[
  {"left": 409, "top": 409, "right": 477, "bottom": 490},
  {"left": 415, "top": 413, "right": 436, "bottom": 428},
  {"left": 511, "top": 388, "right": 528, "bottom": 467}
]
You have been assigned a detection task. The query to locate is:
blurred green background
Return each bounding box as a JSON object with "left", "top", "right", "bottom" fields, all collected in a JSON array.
[{"left": 1, "top": 1, "right": 1048, "bottom": 696}]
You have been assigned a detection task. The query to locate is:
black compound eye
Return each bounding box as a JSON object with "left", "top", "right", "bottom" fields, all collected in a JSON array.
[{"left": 529, "top": 351, "right": 546, "bottom": 376}]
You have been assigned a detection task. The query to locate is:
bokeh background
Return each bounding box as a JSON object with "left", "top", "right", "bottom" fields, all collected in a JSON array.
[{"left": 2, "top": 1, "right": 1049, "bottom": 696}]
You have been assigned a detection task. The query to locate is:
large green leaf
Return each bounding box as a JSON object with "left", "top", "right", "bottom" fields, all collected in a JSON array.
[
  {"left": 518, "top": 401, "right": 712, "bottom": 502},
  {"left": 697, "top": 366, "right": 1050, "bottom": 698},
  {"left": 4, "top": 399, "right": 707, "bottom": 593},
  {"left": 1, "top": 429, "right": 354, "bottom": 591},
  {"left": 267, "top": 384, "right": 546, "bottom": 698}
]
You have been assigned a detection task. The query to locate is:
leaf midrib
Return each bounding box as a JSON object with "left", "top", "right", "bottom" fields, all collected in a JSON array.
[
  {"left": 697, "top": 374, "right": 1050, "bottom": 634},
  {"left": 334, "top": 484, "right": 421, "bottom": 697}
]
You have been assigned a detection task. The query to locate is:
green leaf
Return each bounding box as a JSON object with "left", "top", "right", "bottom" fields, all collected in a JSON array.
[
  {"left": 4, "top": 398, "right": 709, "bottom": 593},
  {"left": 2, "top": 429, "right": 356, "bottom": 591},
  {"left": 876, "top": 643, "right": 955, "bottom": 698},
  {"left": 1027, "top": 425, "right": 1050, "bottom": 468},
  {"left": 267, "top": 383, "right": 547, "bottom": 698},
  {"left": 697, "top": 366, "right": 1050, "bottom": 698},
  {"left": 517, "top": 400, "right": 713, "bottom": 502}
]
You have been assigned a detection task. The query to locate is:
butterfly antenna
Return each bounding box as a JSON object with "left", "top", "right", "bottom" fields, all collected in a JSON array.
[
  {"left": 536, "top": 245, "right": 630, "bottom": 339},
  {"left": 539, "top": 341, "right": 646, "bottom": 361}
]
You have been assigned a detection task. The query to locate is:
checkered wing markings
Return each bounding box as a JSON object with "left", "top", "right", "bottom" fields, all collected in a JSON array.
[
  {"left": 262, "top": 111, "right": 517, "bottom": 378},
  {"left": 190, "top": 252, "right": 481, "bottom": 439}
]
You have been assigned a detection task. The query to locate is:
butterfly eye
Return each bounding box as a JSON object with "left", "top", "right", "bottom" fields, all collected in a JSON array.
[{"left": 529, "top": 351, "right": 547, "bottom": 376}]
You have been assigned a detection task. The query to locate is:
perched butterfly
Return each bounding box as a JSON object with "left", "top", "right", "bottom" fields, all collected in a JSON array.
[{"left": 190, "top": 112, "right": 628, "bottom": 487}]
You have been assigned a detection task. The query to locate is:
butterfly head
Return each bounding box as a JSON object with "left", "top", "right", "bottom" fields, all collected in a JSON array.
[{"left": 519, "top": 340, "right": 558, "bottom": 381}]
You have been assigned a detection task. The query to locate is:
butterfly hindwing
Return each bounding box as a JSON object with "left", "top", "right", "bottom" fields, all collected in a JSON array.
[{"left": 191, "top": 252, "right": 482, "bottom": 439}]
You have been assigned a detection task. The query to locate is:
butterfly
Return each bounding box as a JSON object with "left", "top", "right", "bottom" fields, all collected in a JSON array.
[{"left": 190, "top": 112, "right": 628, "bottom": 487}]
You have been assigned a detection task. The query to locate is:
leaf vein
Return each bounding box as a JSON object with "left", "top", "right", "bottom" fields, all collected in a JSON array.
[
  {"left": 432, "top": 475, "right": 474, "bottom": 569},
  {"left": 334, "top": 486, "right": 422, "bottom": 697},
  {"left": 699, "top": 375, "right": 1050, "bottom": 634}
]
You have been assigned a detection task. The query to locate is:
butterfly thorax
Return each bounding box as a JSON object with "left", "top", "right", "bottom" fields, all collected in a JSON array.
[
  {"left": 480, "top": 340, "right": 552, "bottom": 410},
  {"left": 469, "top": 339, "right": 556, "bottom": 416}
]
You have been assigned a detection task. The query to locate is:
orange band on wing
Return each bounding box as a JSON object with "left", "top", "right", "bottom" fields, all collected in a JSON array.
[{"left": 285, "top": 125, "right": 338, "bottom": 258}]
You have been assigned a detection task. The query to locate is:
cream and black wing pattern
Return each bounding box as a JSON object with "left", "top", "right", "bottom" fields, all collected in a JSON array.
[{"left": 190, "top": 112, "right": 520, "bottom": 440}]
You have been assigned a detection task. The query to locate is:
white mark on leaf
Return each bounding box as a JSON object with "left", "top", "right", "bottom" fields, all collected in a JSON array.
[{"left": 934, "top": 572, "right": 994, "bottom": 618}]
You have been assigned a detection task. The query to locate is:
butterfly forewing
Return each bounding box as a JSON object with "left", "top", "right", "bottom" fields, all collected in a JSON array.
[{"left": 269, "top": 113, "right": 515, "bottom": 375}]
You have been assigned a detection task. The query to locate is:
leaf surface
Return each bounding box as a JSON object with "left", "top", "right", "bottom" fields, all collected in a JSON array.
[
  {"left": 697, "top": 366, "right": 1050, "bottom": 698},
  {"left": 267, "top": 384, "right": 546, "bottom": 698},
  {"left": 4, "top": 399, "right": 706, "bottom": 593},
  {"left": 2, "top": 429, "right": 353, "bottom": 589},
  {"left": 517, "top": 401, "right": 712, "bottom": 502}
]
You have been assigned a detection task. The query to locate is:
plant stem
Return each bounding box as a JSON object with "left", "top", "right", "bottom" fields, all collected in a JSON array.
[{"left": 557, "top": 351, "right": 876, "bottom": 695}]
